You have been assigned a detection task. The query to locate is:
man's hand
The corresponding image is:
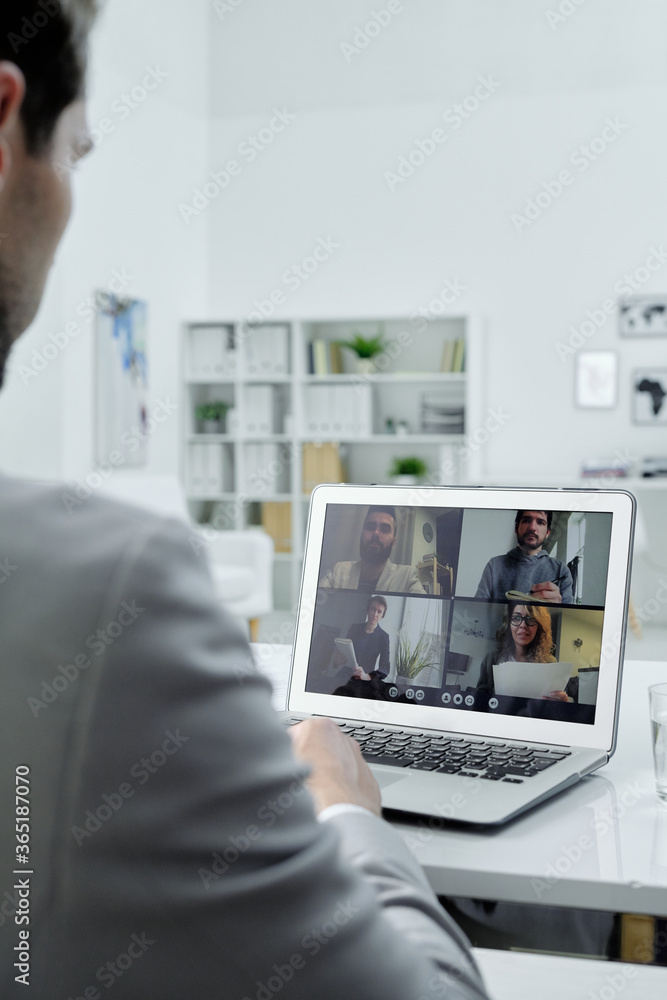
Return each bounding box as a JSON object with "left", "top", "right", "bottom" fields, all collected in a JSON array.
[
  {"left": 352, "top": 666, "right": 371, "bottom": 681},
  {"left": 288, "top": 717, "right": 382, "bottom": 816},
  {"left": 530, "top": 581, "right": 562, "bottom": 603}
]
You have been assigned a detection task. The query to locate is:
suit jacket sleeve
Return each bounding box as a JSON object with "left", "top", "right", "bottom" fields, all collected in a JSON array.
[
  {"left": 30, "top": 515, "right": 488, "bottom": 1000},
  {"left": 378, "top": 626, "right": 391, "bottom": 675}
]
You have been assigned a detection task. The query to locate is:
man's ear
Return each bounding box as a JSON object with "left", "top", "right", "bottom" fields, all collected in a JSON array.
[{"left": 0, "top": 62, "right": 26, "bottom": 187}]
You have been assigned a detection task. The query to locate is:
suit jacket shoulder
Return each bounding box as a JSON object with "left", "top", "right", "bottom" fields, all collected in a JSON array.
[{"left": 0, "top": 480, "right": 487, "bottom": 1000}]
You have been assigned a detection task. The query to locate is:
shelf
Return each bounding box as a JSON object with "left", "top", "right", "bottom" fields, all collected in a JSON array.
[
  {"left": 242, "top": 434, "right": 292, "bottom": 443},
  {"left": 186, "top": 492, "right": 237, "bottom": 501},
  {"left": 241, "top": 492, "right": 293, "bottom": 503},
  {"left": 187, "top": 434, "right": 235, "bottom": 443},
  {"left": 297, "top": 434, "right": 466, "bottom": 444},
  {"left": 182, "top": 314, "right": 482, "bottom": 607},
  {"left": 301, "top": 372, "right": 465, "bottom": 383}
]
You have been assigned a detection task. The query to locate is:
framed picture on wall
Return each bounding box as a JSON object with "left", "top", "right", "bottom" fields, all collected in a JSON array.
[
  {"left": 95, "top": 292, "right": 149, "bottom": 465},
  {"left": 633, "top": 369, "right": 667, "bottom": 425},
  {"left": 575, "top": 351, "right": 617, "bottom": 409},
  {"left": 619, "top": 294, "right": 667, "bottom": 336}
]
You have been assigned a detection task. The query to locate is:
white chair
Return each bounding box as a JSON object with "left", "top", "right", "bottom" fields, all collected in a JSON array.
[
  {"left": 193, "top": 527, "right": 273, "bottom": 641},
  {"left": 97, "top": 473, "right": 274, "bottom": 639}
]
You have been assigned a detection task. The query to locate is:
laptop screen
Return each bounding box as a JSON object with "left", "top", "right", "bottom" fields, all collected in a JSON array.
[{"left": 301, "top": 498, "right": 620, "bottom": 729}]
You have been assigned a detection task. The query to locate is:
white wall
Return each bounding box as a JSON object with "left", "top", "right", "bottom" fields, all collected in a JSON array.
[
  {"left": 207, "top": 0, "right": 667, "bottom": 481},
  {"left": 0, "top": 0, "right": 211, "bottom": 480},
  {"left": 3, "top": 0, "right": 667, "bottom": 623}
]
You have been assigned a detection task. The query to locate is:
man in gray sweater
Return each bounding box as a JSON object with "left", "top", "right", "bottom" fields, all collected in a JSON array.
[{"left": 475, "top": 510, "right": 574, "bottom": 604}]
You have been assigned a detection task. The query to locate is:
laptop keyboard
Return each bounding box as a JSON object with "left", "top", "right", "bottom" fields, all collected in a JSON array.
[{"left": 285, "top": 719, "right": 571, "bottom": 783}]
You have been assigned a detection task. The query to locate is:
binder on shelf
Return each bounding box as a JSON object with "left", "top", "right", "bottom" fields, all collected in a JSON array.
[
  {"left": 271, "top": 325, "right": 290, "bottom": 374},
  {"left": 244, "top": 385, "right": 274, "bottom": 434},
  {"left": 302, "top": 442, "right": 344, "bottom": 494},
  {"left": 440, "top": 337, "right": 465, "bottom": 373},
  {"left": 204, "top": 443, "right": 225, "bottom": 494},
  {"left": 188, "top": 442, "right": 207, "bottom": 493},
  {"left": 188, "top": 328, "right": 205, "bottom": 378},
  {"left": 330, "top": 385, "right": 345, "bottom": 438},
  {"left": 188, "top": 442, "right": 227, "bottom": 494},
  {"left": 226, "top": 407, "right": 240, "bottom": 434},
  {"left": 190, "top": 326, "right": 231, "bottom": 378},
  {"left": 244, "top": 326, "right": 271, "bottom": 375},
  {"left": 353, "top": 382, "right": 373, "bottom": 436},
  {"left": 223, "top": 326, "right": 238, "bottom": 375},
  {"left": 261, "top": 502, "right": 292, "bottom": 552},
  {"left": 244, "top": 324, "right": 290, "bottom": 375},
  {"left": 452, "top": 338, "right": 465, "bottom": 373},
  {"left": 303, "top": 384, "right": 324, "bottom": 435},
  {"left": 341, "top": 385, "right": 357, "bottom": 437},
  {"left": 440, "top": 339, "right": 456, "bottom": 373},
  {"left": 329, "top": 341, "right": 344, "bottom": 374},
  {"left": 244, "top": 442, "right": 286, "bottom": 494},
  {"left": 312, "top": 339, "right": 329, "bottom": 376}
]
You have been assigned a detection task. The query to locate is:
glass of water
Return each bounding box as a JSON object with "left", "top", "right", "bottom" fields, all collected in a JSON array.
[{"left": 649, "top": 683, "right": 667, "bottom": 802}]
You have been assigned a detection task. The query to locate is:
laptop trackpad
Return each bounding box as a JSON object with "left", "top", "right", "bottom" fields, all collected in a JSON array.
[{"left": 374, "top": 770, "right": 409, "bottom": 790}]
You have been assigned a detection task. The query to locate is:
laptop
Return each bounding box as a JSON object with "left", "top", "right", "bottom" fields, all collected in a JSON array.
[{"left": 283, "top": 484, "right": 635, "bottom": 825}]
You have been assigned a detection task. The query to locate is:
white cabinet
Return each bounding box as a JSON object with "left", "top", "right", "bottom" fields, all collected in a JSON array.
[{"left": 181, "top": 316, "right": 484, "bottom": 608}]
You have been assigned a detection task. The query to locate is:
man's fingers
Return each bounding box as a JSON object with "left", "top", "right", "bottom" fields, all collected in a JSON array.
[
  {"left": 288, "top": 718, "right": 381, "bottom": 816},
  {"left": 530, "top": 581, "right": 562, "bottom": 603}
]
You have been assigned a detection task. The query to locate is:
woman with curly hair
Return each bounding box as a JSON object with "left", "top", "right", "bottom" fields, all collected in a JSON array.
[{"left": 476, "top": 603, "right": 569, "bottom": 702}]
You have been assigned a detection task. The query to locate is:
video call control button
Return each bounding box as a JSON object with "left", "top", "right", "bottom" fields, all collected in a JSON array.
[
  {"left": 415, "top": 690, "right": 425, "bottom": 701},
  {"left": 489, "top": 697, "right": 499, "bottom": 710},
  {"left": 453, "top": 693, "right": 463, "bottom": 706},
  {"left": 464, "top": 695, "right": 475, "bottom": 707},
  {"left": 388, "top": 686, "right": 399, "bottom": 698},
  {"left": 441, "top": 693, "right": 451, "bottom": 704},
  {"left": 405, "top": 689, "right": 415, "bottom": 700}
]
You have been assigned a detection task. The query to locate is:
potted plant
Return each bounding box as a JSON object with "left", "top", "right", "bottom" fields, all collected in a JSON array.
[
  {"left": 195, "top": 401, "right": 229, "bottom": 434},
  {"left": 395, "top": 629, "right": 437, "bottom": 680},
  {"left": 389, "top": 456, "right": 428, "bottom": 485},
  {"left": 339, "top": 328, "right": 386, "bottom": 374}
]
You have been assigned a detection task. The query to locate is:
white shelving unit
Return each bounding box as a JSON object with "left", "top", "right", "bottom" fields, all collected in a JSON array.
[{"left": 181, "top": 316, "right": 484, "bottom": 608}]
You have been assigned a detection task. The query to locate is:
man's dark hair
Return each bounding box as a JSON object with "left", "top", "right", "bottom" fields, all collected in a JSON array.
[
  {"left": 366, "top": 595, "right": 387, "bottom": 617},
  {"left": 0, "top": 1, "right": 99, "bottom": 155},
  {"left": 365, "top": 506, "right": 397, "bottom": 532},
  {"left": 514, "top": 510, "right": 552, "bottom": 531}
]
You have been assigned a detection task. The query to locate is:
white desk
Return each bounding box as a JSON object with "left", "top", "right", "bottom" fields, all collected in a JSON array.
[
  {"left": 252, "top": 646, "right": 667, "bottom": 917},
  {"left": 473, "top": 948, "right": 666, "bottom": 1000}
]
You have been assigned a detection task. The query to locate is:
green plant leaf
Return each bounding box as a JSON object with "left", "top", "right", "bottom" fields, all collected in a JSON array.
[
  {"left": 390, "top": 456, "right": 428, "bottom": 477},
  {"left": 338, "top": 331, "right": 386, "bottom": 358},
  {"left": 395, "top": 629, "right": 437, "bottom": 678},
  {"left": 195, "top": 400, "right": 229, "bottom": 421}
]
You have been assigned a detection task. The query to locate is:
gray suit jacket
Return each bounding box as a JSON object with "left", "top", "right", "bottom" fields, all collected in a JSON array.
[{"left": 0, "top": 476, "right": 488, "bottom": 999}]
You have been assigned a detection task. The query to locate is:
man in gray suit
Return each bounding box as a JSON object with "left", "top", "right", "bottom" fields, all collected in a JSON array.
[{"left": 0, "top": 4, "right": 488, "bottom": 998}]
